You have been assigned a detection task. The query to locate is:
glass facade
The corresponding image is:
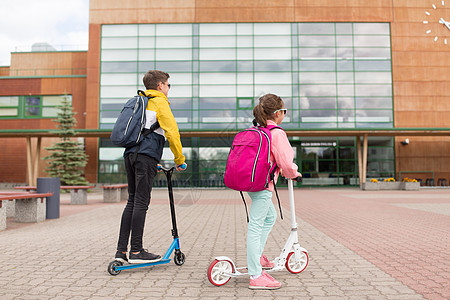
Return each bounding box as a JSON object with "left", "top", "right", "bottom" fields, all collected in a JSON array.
[{"left": 99, "top": 22, "right": 395, "bottom": 185}]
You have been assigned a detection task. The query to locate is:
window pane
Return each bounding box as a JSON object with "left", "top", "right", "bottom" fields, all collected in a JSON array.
[
  {"left": 101, "top": 86, "right": 137, "bottom": 98},
  {"left": 300, "top": 97, "right": 337, "bottom": 109},
  {"left": 101, "top": 49, "right": 137, "bottom": 61},
  {"left": 255, "top": 72, "right": 291, "bottom": 84},
  {"left": 101, "top": 73, "right": 137, "bottom": 85},
  {"left": 156, "top": 49, "right": 192, "bottom": 60},
  {"left": 299, "top": 35, "right": 335, "bottom": 47},
  {"left": 42, "top": 107, "right": 59, "bottom": 117},
  {"left": 300, "top": 85, "right": 336, "bottom": 97},
  {"left": 200, "top": 85, "right": 236, "bottom": 97},
  {"left": 336, "top": 36, "right": 353, "bottom": 47},
  {"left": 300, "top": 72, "right": 336, "bottom": 84},
  {"left": 355, "top": 60, "right": 391, "bottom": 71},
  {"left": 356, "top": 97, "right": 392, "bottom": 109},
  {"left": 355, "top": 85, "right": 392, "bottom": 96},
  {"left": 237, "top": 85, "right": 253, "bottom": 97},
  {"left": 254, "top": 60, "right": 291, "bottom": 72},
  {"left": 336, "top": 23, "right": 353, "bottom": 34},
  {"left": 200, "top": 61, "right": 236, "bottom": 71},
  {"left": 102, "top": 37, "right": 137, "bottom": 49},
  {"left": 168, "top": 85, "right": 192, "bottom": 98},
  {"left": 102, "top": 24, "right": 137, "bottom": 37},
  {"left": 354, "top": 35, "right": 390, "bottom": 47},
  {"left": 156, "top": 36, "right": 192, "bottom": 48},
  {"left": 138, "top": 24, "right": 155, "bottom": 36},
  {"left": 169, "top": 72, "right": 192, "bottom": 85},
  {"left": 0, "top": 96, "right": 18, "bottom": 106},
  {"left": 42, "top": 95, "right": 71, "bottom": 106},
  {"left": 156, "top": 24, "right": 192, "bottom": 36},
  {"left": 254, "top": 23, "right": 290, "bottom": 35},
  {"left": 300, "top": 60, "right": 335, "bottom": 71},
  {"left": 200, "top": 98, "right": 236, "bottom": 109},
  {"left": 254, "top": 48, "right": 291, "bottom": 60},
  {"left": 354, "top": 48, "right": 391, "bottom": 59},
  {"left": 299, "top": 48, "right": 335, "bottom": 59},
  {"left": 102, "top": 62, "right": 138, "bottom": 72},
  {"left": 200, "top": 36, "right": 235, "bottom": 48},
  {"left": 254, "top": 36, "right": 291, "bottom": 47},
  {"left": 355, "top": 72, "right": 392, "bottom": 84},
  {"left": 299, "top": 23, "right": 335, "bottom": 34},
  {"left": 354, "top": 23, "right": 389, "bottom": 35},
  {"left": 200, "top": 73, "right": 236, "bottom": 85},
  {"left": 139, "top": 37, "right": 155, "bottom": 48},
  {"left": 200, "top": 23, "right": 235, "bottom": 35},
  {"left": 237, "top": 36, "right": 252, "bottom": 47},
  {"left": 155, "top": 61, "right": 192, "bottom": 72},
  {"left": 200, "top": 49, "right": 236, "bottom": 60},
  {"left": 0, "top": 108, "right": 18, "bottom": 116}
]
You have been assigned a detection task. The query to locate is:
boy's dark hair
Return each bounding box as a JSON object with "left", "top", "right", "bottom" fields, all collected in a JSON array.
[
  {"left": 253, "top": 93, "right": 284, "bottom": 127},
  {"left": 143, "top": 70, "right": 170, "bottom": 90}
]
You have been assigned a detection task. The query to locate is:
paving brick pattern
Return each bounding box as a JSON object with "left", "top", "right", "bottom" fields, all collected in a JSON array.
[{"left": 0, "top": 187, "right": 447, "bottom": 299}]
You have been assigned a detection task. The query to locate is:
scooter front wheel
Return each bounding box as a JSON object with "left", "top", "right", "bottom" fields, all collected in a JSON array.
[
  {"left": 286, "top": 251, "right": 309, "bottom": 274},
  {"left": 207, "top": 259, "right": 234, "bottom": 286}
]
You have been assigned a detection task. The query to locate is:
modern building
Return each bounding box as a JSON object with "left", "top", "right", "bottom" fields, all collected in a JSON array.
[{"left": 1, "top": 0, "right": 449, "bottom": 187}]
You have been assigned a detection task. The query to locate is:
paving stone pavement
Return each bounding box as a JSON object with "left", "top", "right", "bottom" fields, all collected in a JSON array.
[{"left": 0, "top": 186, "right": 448, "bottom": 299}]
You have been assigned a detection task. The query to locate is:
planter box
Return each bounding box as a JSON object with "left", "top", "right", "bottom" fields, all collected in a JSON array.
[
  {"left": 401, "top": 182, "right": 420, "bottom": 191},
  {"left": 362, "top": 182, "right": 380, "bottom": 190},
  {"left": 379, "top": 182, "right": 401, "bottom": 190}
]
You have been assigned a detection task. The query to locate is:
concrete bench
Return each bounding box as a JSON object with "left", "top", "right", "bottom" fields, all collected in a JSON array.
[
  {"left": 0, "top": 192, "right": 53, "bottom": 230},
  {"left": 102, "top": 184, "right": 128, "bottom": 203},
  {"left": 15, "top": 185, "right": 95, "bottom": 205}
]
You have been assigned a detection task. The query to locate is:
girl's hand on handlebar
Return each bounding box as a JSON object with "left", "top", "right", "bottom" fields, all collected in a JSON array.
[{"left": 176, "top": 163, "right": 187, "bottom": 172}]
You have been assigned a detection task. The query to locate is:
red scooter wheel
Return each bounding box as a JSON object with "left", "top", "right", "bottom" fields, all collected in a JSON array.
[
  {"left": 207, "top": 259, "right": 234, "bottom": 286},
  {"left": 285, "top": 251, "right": 309, "bottom": 274}
]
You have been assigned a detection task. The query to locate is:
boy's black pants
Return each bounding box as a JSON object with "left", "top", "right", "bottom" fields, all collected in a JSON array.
[{"left": 117, "top": 154, "right": 158, "bottom": 252}]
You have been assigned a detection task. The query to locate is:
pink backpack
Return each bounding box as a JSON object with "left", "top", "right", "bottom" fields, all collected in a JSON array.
[{"left": 224, "top": 124, "right": 284, "bottom": 221}]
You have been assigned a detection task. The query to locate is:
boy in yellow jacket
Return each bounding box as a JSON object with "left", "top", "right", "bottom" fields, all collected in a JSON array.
[{"left": 115, "top": 70, "right": 187, "bottom": 264}]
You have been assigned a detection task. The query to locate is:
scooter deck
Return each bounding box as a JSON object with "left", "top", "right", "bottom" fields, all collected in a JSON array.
[{"left": 115, "top": 258, "right": 172, "bottom": 271}]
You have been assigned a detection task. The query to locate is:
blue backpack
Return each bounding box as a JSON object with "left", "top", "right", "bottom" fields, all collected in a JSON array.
[{"left": 110, "top": 93, "right": 159, "bottom": 148}]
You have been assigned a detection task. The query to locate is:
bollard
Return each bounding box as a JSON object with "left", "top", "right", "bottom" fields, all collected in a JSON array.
[{"left": 37, "top": 177, "right": 60, "bottom": 219}]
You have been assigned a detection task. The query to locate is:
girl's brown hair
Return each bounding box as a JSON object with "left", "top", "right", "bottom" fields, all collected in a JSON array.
[{"left": 253, "top": 93, "right": 284, "bottom": 127}]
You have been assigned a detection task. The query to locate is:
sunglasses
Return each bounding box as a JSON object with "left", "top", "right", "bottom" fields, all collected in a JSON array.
[{"left": 273, "top": 108, "right": 287, "bottom": 115}]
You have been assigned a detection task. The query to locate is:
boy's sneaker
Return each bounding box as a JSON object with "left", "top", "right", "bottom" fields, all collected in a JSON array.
[
  {"left": 115, "top": 251, "right": 128, "bottom": 263},
  {"left": 128, "top": 249, "right": 161, "bottom": 264},
  {"left": 249, "top": 271, "right": 282, "bottom": 290},
  {"left": 260, "top": 254, "right": 274, "bottom": 269}
]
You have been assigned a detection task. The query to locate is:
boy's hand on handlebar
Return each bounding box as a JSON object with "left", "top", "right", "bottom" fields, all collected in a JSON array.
[
  {"left": 176, "top": 163, "right": 187, "bottom": 172},
  {"left": 157, "top": 164, "right": 162, "bottom": 172}
]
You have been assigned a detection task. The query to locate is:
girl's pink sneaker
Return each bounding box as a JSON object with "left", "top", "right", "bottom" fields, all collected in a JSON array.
[
  {"left": 249, "top": 271, "right": 282, "bottom": 290},
  {"left": 260, "top": 254, "right": 275, "bottom": 269}
]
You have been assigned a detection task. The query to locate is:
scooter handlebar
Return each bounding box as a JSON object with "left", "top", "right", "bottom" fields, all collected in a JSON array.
[
  {"left": 293, "top": 176, "right": 303, "bottom": 182},
  {"left": 157, "top": 165, "right": 174, "bottom": 172}
]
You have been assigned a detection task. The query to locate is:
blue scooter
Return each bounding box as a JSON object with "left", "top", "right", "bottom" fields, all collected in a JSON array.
[{"left": 107, "top": 165, "right": 185, "bottom": 275}]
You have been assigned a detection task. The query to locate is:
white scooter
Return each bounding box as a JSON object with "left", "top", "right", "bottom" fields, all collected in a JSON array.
[{"left": 207, "top": 178, "right": 309, "bottom": 286}]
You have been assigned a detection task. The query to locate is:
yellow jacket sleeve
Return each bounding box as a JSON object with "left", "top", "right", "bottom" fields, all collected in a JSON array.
[{"left": 155, "top": 98, "right": 186, "bottom": 165}]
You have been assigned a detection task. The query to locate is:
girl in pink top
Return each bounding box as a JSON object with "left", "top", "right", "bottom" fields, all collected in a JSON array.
[{"left": 247, "top": 93, "right": 301, "bottom": 290}]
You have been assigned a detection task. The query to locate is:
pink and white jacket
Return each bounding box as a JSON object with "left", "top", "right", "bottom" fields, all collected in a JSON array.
[{"left": 267, "top": 120, "right": 301, "bottom": 192}]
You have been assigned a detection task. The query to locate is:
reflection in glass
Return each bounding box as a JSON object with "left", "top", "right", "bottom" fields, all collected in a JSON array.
[
  {"left": 254, "top": 61, "right": 291, "bottom": 72},
  {"left": 300, "top": 97, "right": 336, "bottom": 109},
  {"left": 299, "top": 23, "right": 335, "bottom": 34},
  {"left": 299, "top": 35, "right": 335, "bottom": 47}
]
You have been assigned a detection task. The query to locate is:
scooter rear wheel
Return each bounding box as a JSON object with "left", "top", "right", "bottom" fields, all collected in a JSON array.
[
  {"left": 207, "top": 259, "right": 234, "bottom": 286},
  {"left": 107, "top": 260, "right": 123, "bottom": 276},
  {"left": 286, "top": 251, "right": 309, "bottom": 274}
]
